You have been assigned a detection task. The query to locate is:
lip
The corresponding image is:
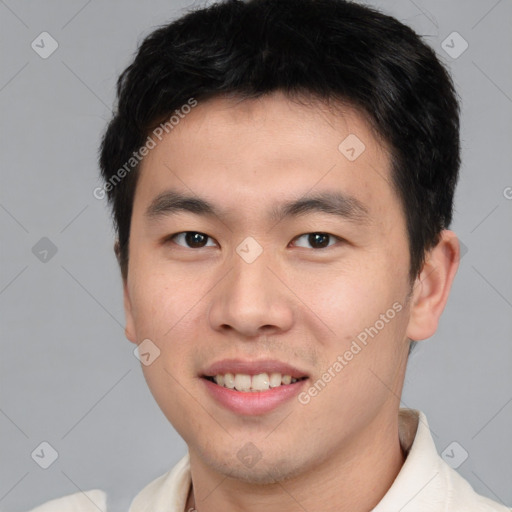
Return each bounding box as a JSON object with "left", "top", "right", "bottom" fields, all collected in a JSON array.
[
  {"left": 200, "top": 358, "right": 309, "bottom": 379},
  {"left": 200, "top": 358, "right": 310, "bottom": 416},
  {"left": 201, "top": 376, "right": 308, "bottom": 416}
]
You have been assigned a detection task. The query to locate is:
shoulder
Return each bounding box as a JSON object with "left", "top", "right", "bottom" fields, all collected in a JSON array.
[
  {"left": 441, "top": 461, "right": 511, "bottom": 511},
  {"left": 23, "top": 489, "right": 107, "bottom": 512},
  {"left": 389, "top": 409, "right": 510, "bottom": 512}
]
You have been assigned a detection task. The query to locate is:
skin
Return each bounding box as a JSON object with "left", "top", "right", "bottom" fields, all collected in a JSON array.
[{"left": 121, "top": 91, "right": 460, "bottom": 512}]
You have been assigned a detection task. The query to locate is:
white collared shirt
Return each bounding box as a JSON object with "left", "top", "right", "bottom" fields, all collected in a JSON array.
[{"left": 26, "top": 409, "right": 511, "bottom": 512}]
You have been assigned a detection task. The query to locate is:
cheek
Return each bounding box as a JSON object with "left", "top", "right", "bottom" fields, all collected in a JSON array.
[
  {"left": 130, "top": 269, "right": 202, "bottom": 418},
  {"left": 128, "top": 256, "right": 205, "bottom": 339},
  {"left": 292, "top": 259, "right": 401, "bottom": 341}
]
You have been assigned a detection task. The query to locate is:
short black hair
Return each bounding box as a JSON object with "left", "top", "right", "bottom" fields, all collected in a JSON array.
[{"left": 99, "top": 0, "right": 460, "bottom": 290}]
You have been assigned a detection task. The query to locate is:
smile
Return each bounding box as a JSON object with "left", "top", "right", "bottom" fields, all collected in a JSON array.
[{"left": 203, "top": 372, "right": 307, "bottom": 392}]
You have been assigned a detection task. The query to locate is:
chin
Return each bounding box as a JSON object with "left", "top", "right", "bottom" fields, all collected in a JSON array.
[{"left": 200, "top": 447, "right": 309, "bottom": 485}]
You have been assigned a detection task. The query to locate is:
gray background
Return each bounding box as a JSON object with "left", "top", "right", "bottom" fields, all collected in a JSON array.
[{"left": 1, "top": 0, "right": 511, "bottom": 510}]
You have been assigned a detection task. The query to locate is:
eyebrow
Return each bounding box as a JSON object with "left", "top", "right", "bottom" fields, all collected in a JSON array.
[{"left": 145, "top": 189, "right": 370, "bottom": 225}]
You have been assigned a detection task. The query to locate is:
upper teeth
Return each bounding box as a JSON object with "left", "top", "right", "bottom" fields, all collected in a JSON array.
[{"left": 212, "top": 373, "right": 300, "bottom": 392}]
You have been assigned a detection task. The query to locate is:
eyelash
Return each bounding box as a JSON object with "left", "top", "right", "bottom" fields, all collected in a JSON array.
[{"left": 165, "top": 231, "right": 343, "bottom": 250}]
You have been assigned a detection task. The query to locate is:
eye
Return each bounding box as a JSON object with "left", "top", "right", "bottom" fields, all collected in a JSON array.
[
  {"left": 167, "top": 231, "right": 217, "bottom": 249},
  {"left": 292, "top": 232, "right": 341, "bottom": 249}
]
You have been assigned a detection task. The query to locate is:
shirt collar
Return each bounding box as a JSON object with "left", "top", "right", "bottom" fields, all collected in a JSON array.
[{"left": 371, "top": 408, "right": 444, "bottom": 511}]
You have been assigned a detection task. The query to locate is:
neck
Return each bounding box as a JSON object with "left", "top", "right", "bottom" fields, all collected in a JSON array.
[{"left": 185, "top": 410, "right": 406, "bottom": 512}]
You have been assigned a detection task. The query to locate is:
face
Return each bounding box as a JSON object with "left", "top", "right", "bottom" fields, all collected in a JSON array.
[{"left": 123, "top": 92, "right": 416, "bottom": 483}]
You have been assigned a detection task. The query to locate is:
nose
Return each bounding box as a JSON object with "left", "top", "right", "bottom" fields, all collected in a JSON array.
[{"left": 207, "top": 246, "right": 295, "bottom": 338}]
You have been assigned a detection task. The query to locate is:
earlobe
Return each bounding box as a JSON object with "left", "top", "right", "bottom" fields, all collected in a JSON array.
[
  {"left": 114, "top": 240, "right": 121, "bottom": 266},
  {"left": 406, "top": 230, "right": 460, "bottom": 341},
  {"left": 123, "top": 278, "right": 138, "bottom": 345},
  {"left": 115, "top": 240, "right": 137, "bottom": 344}
]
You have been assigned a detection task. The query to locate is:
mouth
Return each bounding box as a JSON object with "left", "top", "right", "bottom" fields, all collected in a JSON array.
[
  {"left": 202, "top": 373, "right": 308, "bottom": 392},
  {"left": 199, "top": 359, "right": 310, "bottom": 415}
]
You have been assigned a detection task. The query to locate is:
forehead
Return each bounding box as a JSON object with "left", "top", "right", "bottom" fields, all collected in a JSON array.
[{"left": 133, "top": 92, "right": 396, "bottom": 227}]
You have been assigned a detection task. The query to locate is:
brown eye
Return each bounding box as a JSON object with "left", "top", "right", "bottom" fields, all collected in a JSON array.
[
  {"left": 170, "top": 232, "right": 216, "bottom": 248},
  {"left": 293, "top": 232, "right": 339, "bottom": 249}
]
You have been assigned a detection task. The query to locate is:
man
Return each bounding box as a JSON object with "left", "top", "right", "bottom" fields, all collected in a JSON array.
[{"left": 28, "top": 0, "right": 511, "bottom": 510}]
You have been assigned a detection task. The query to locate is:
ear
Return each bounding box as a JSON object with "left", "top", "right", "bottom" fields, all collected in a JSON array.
[
  {"left": 406, "top": 230, "right": 460, "bottom": 341},
  {"left": 114, "top": 239, "right": 122, "bottom": 267},
  {"left": 115, "top": 240, "right": 137, "bottom": 344},
  {"left": 123, "top": 279, "right": 138, "bottom": 344}
]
